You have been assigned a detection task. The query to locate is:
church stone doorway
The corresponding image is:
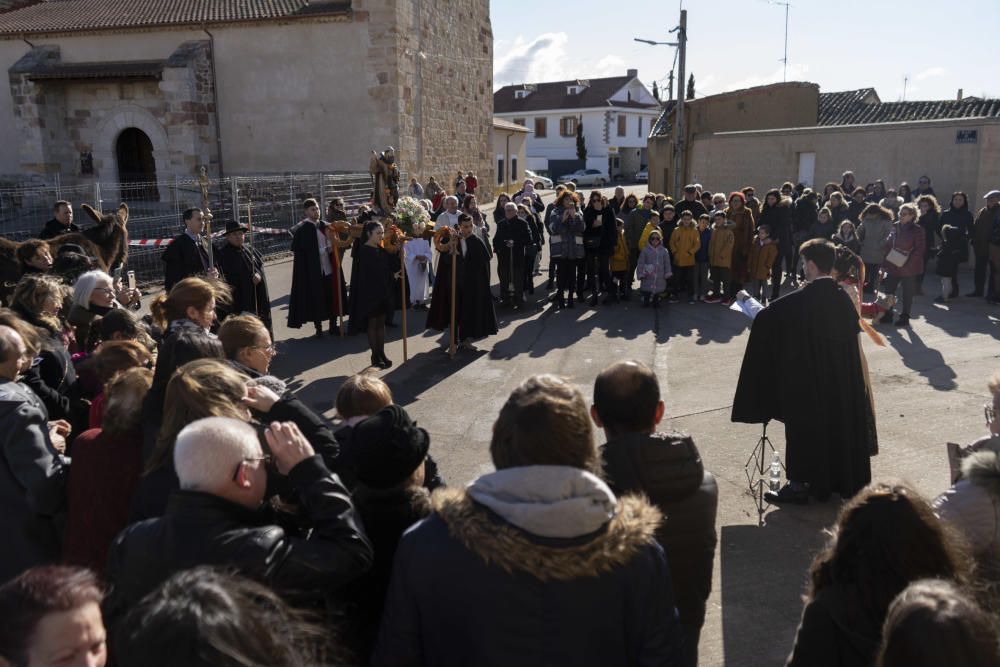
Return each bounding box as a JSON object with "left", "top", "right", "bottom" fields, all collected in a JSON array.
[{"left": 116, "top": 127, "right": 159, "bottom": 201}]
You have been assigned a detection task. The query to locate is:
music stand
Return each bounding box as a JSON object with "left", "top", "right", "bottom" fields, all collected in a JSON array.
[{"left": 744, "top": 421, "right": 784, "bottom": 526}]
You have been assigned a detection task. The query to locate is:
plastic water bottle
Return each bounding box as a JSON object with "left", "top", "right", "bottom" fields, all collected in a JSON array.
[{"left": 769, "top": 451, "right": 782, "bottom": 492}]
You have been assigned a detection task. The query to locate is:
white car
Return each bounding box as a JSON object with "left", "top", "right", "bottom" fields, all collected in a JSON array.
[
  {"left": 556, "top": 169, "right": 609, "bottom": 187},
  {"left": 524, "top": 170, "right": 553, "bottom": 190},
  {"left": 635, "top": 168, "right": 648, "bottom": 183}
]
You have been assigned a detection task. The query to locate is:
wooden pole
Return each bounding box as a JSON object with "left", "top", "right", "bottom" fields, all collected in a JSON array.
[
  {"left": 331, "top": 239, "right": 345, "bottom": 336},
  {"left": 400, "top": 237, "right": 408, "bottom": 362},
  {"left": 449, "top": 235, "right": 458, "bottom": 358}
]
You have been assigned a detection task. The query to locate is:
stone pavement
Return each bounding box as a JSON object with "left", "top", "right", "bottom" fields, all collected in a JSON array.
[{"left": 236, "top": 193, "right": 999, "bottom": 666}]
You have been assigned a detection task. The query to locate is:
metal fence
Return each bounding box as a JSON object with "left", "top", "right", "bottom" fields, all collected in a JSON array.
[{"left": 0, "top": 172, "right": 387, "bottom": 286}]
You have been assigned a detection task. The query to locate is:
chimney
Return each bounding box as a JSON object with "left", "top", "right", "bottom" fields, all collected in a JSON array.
[
  {"left": 627, "top": 69, "right": 638, "bottom": 79},
  {"left": 957, "top": 88, "right": 963, "bottom": 101}
]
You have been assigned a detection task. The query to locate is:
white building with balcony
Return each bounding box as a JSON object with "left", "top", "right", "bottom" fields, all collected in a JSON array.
[{"left": 493, "top": 69, "right": 661, "bottom": 181}]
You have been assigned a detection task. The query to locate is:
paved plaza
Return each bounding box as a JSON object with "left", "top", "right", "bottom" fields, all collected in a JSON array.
[{"left": 235, "top": 190, "right": 1000, "bottom": 666}]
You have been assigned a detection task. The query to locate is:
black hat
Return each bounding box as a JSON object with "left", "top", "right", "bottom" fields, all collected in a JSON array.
[
  {"left": 352, "top": 405, "right": 430, "bottom": 489},
  {"left": 224, "top": 220, "right": 249, "bottom": 235}
]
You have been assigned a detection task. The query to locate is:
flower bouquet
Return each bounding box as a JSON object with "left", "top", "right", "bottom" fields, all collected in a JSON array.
[{"left": 393, "top": 196, "right": 434, "bottom": 238}]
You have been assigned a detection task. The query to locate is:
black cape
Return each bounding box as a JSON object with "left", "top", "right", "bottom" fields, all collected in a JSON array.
[
  {"left": 347, "top": 244, "right": 395, "bottom": 334},
  {"left": 217, "top": 241, "right": 272, "bottom": 331},
  {"left": 427, "top": 235, "right": 497, "bottom": 340},
  {"left": 287, "top": 221, "right": 332, "bottom": 328},
  {"left": 731, "top": 277, "right": 876, "bottom": 499},
  {"left": 38, "top": 218, "right": 79, "bottom": 240}
]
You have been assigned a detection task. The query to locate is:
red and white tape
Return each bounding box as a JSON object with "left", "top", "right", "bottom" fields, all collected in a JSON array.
[{"left": 128, "top": 227, "right": 288, "bottom": 247}]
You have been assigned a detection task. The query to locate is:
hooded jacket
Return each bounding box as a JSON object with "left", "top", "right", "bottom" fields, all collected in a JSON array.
[
  {"left": 747, "top": 237, "right": 779, "bottom": 280},
  {"left": 709, "top": 224, "right": 735, "bottom": 267},
  {"left": 669, "top": 223, "right": 701, "bottom": 267},
  {"left": 601, "top": 432, "right": 718, "bottom": 628},
  {"left": 372, "top": 466, "right": 681, "bottom": 667},
  {"left": 786, "top": 585, "right": 883, "bottom": 667},
  {"left": 856, "top": 214, "right": 893, "bottom": 264},
  {"left": 934, "top": 443, "right": 1000, "bottom": 567},
  {"left": 0, "top": 380, "right": 69, "bottom": 583}
]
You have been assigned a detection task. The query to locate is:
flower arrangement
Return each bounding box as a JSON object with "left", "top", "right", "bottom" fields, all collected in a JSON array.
[{"left": 393, "top": 196, "right": 433, "bottom": 237}]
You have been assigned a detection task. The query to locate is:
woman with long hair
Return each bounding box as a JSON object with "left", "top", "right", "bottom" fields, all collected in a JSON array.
[
  {"left": 787, "top": 481, "right": 970, "bottom": 667},
  {"left": 348, "top": 221, "right": 396, "bottom": 369},
  {"left": 937, "top": 192, "right": 973, "bottom": 298},
  {"left": 548, "top": 191, "right": 585, "bottom": 309},
  {"left": 915, "top": 194, "right": 942, "bottom": 295}
]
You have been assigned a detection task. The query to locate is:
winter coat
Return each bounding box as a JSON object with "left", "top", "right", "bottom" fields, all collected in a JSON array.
[
  {"left": 831, "top": 233, "right": 862, "bottom": 256},
  {"left": 549, "top": 207, "right": 585, "bottom": 260},
  {"left": 917, "top": 210, "right": 941, "bottom": 252},
  {"left": 38, "top": 218, "right": 80, "bottom": 240},
  {"left": 972, "top": 206, "right": 999, "bottom": 256},
  {"left": 669, "top": 224, "right": 701, "bottom": 267},
  {"left": 725, "top": 206, "right": 756, "bottom": 259},
  {"left": 625, "top": 208, "right": 653, "bottom": 253},
  {"left": 709, "top": 225, "right": 735, "bottom": 268},
  {"left": 611, "top": 231, "right": 629, "bottom": 272},
  {"left": 828, "top": 204, "right": 850, "bottom": 226},
  {"left": 0, "top": 380, "right": 68, "bottom": 583},
  {"left": 747, "top": 238, "right": 779, "bottom": 280},
  {"left": 371, "top": 466, "right": 681, "bottom": 667},
  {"left": 601, "top": 432, "right": 718, "bottom": 629},
  {"left": 583, "top": 205, "right": 617, "bottom": 256},
  {"left": 786, "top": 585, "right": 882, "bottom": 667},
  {"left": 934, "top": 441, "right": 1000, "bottom": 569},
  {"left": 808, "top": 220, "right": 835, "bottom": 242},
  {"left": 939, "top": 206, "right": 974, "bottom": 241},
  {"left": 847, "top": 199, "right": 866, "bottom": 224},
  {"left": 793, "top": 198, "right": 819, "bottom": 236},
  {"left": 758, "top": 200, "right": 793, "bottom": 250},
  {"left": 882, "top": 221, "right": 926, "bottom": 278},
  {"left": 695, "top": 227, "right": 712, "bottom": 263},
  {"left": 857, "top": 215, "right": 892, "bottom": 264},
  {"left": 638, "top": 243, "right": 673, "bottom": 294},
  {"left": 638, "top": 220, "right": 661, "bottom": 253},
  {"left": 63, "top": 427, "right": 143, "bottom": 576},
  {"left": 935, "top": 225, "right": 967, "bottom": 277},
  {"left": 105, "top": 456, "right": 373, "bottom": 628}
]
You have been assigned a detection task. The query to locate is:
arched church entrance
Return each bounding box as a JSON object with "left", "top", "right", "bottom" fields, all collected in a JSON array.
[{"left": 116, "top": 127, "right": 159, "bottom": 201}]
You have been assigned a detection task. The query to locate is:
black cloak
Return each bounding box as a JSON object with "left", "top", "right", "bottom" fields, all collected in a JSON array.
[
  {"left": 217, "top": 241, "right": 272, "bottom": 331},
  {"left": 348, "top": 244, "right": 395, "bottom": 334},
  {"left": 287, "top": 220, "right": 332, "bottom": 328},
  {"left": 427, "top": 235, "right": 497, "bottom": 340},
  {"left": 731, "top": 277, "right": 876, "bottom": 500}
]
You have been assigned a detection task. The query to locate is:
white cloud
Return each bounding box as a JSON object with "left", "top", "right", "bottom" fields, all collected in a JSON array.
[
  {"left": 593, "top": 55, "right": 627, "bottom": 78},
  {"left": 914, "top": 66, "right": 946, "bottom": 81},
  {"left": 493, "top": 33, "right": 571, "bottom": 88}
]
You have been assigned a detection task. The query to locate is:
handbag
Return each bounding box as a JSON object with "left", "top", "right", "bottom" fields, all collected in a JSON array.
[{"left": 884, "top": 240, "right": 910, "bottom": 268}]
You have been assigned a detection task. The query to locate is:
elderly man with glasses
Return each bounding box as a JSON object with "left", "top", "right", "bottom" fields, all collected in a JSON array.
[{"left": 104, "top": 417, "right": 372, "bottom": 629}]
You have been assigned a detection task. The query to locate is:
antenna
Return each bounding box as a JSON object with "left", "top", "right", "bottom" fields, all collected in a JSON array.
[
  {"left": 902, "top": 75, "right": 909, "bottom": 101},
  {"left": 770, "top": 1, "right": 791, "bottom": 82}
]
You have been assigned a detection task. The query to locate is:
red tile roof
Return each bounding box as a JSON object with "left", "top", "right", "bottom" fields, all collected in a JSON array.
[
  {"left": 818, "top": 88, "right": 1000, "bottom": 125},
  {"left": 0, "top": 0, "right": 350, "bottom": 35}
]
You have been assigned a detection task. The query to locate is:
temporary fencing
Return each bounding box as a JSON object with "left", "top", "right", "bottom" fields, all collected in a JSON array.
[{"left": 0, "top": 172, "right": 392, "bottom": 286}]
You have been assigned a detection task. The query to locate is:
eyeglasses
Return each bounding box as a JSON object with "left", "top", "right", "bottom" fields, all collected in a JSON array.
[
  {"left": 251, "top": 343, "right": 276, "bottom": 354},
  {"left": 987, "top": 404, "right": 997, "bottom": 426},
  {"left": 94, "top": 287, "right": 115, "bottom": 295},
  {"left": 232, "top": 454, "right": 273, "bottom": 482}
]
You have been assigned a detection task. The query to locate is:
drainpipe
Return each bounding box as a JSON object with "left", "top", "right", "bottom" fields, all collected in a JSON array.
[
  {"left": 505, "top": 131, "right": 513, "bottom": 194},
  {"left": 202, "top": 26, "right": 225, "bottom": 177},
  {"left": 21, "top": 34, "right": 35, "bottom": 49}
]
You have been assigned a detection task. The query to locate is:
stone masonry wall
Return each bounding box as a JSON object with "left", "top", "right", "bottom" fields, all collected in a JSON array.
[{"left": 358, "top": 0, "right": 494, "bottom": 201}]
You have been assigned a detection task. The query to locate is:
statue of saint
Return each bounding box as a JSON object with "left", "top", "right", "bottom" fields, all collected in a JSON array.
[{"left": 369, "top": 146, "right": 400, "bottom": 214}]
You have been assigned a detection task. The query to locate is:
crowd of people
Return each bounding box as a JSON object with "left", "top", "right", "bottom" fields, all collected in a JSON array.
[{"left": 0, "top": 169, "right": 998, "bottom": 666}]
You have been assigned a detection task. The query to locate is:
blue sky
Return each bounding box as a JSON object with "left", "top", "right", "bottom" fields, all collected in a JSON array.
[{"left": 491, "top": 0, "right": 1000, "bottom": 101}]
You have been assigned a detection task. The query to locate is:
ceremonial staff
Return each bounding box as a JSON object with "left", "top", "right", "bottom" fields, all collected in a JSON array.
[
  {"left": 449, "top": 230, "right": 458, "bottom": 359},
  {"left": 197, "top": 166, "right": 215, "bottom": 271},
  {"left": 385, "top": 224, "right": 410, "bottom": 363},
  {"left": 246, "top": 199, "right": 259, "bottom": 317},
  {"left": 326, "top": 218, "right": 352, "bottom": 337}
]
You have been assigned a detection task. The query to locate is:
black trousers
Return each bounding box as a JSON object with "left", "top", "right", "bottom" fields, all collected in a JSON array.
[
  {"left": 497, "top": 252, "right": 526, "bottom": 305},
  {"left": 883, "top": 275, "right": 915, "bottom": 315},
  {"left": 584, "top": 251, "right": 613, "bottom": 295}
]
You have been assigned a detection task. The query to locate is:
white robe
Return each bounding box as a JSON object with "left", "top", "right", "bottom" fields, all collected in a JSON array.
[{"left": 404, "top": 238, "right": 432, "bottom": 303}]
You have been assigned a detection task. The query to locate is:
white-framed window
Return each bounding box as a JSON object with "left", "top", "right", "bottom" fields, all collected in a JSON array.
[{"left": 560, "top": 116, "right": 578, "bottom": 137}]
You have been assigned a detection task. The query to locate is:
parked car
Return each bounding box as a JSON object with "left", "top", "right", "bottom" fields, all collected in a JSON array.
[
  {"left": 635, "top": 168, "right": 648, "bottom": 183},
  {"left": 524, "top": 170, "right": 553, "bottom": 190},
  {"left": 556, "top": 169, "right": 610, "bottom": 187}
]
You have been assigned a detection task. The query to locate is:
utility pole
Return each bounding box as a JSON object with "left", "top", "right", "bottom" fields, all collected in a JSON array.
[
  {"left": 673, "top": 9, "right": 687, "bottom": 198},
  {"left": 776, "top": 2, "right": 790, "bottom": 82},
  {"left": 667, "top": 70, "right": 674, "bottom": 101}
]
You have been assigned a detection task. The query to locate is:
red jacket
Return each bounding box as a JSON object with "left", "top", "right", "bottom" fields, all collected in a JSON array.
[{"left": 882, "top": 221, "right": 926, "bottom": 278}]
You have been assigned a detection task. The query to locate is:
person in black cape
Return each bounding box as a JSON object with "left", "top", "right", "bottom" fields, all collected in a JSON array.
[
  {"left": 732, "top": 239, "right": 876, "bottom": 504},
  {"left": 287, "top": 198, "right": 334, "bottom": 336},
  {"left": 348, "top": 220, "right": 396, "bottom": 369},
  {"left": 216, "top": 220, "right": 272, "bottom": 334},
  {"left": 426, "top": 214, "right": 497, "bottom": 350}
]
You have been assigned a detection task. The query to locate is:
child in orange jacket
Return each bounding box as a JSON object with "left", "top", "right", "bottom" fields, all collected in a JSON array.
[{"left": 747, "top": 224, "right": 779, "bottom": 304}]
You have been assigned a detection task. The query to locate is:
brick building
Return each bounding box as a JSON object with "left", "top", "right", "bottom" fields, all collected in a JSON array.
[{"left": 0, "top": 0, "right": 494, "bottom": 198}]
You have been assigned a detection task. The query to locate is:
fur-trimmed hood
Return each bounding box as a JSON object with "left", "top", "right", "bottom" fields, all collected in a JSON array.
[
  {"left": 963, "top": 449, "right": 1000, "bottom": 498},
  {"left": 432, "top": 466, "right": 662, "bottom": 582}
]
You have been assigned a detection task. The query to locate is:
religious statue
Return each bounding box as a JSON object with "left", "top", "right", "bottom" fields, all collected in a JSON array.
[{"left": 369, "top": 146, "right": 400, "bottom": 214}]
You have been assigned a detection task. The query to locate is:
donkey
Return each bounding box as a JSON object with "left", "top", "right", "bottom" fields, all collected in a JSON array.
[{"left": 0, "top": 202, "right": 129, "bottom": 299}]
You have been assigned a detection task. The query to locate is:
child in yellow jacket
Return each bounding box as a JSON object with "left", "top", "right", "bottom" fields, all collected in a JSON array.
[
  {"left": 669, "top": 210, "right": 701, "bottom": 303},
  {"left": 610, "top": 218, "right": 629, "bottom": 300},
  {"left": 638, "top": 210, "right": 662, "bottom": 252},
  {"left": 747, "top": 224, "right": 779, "bottom": 304}
]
